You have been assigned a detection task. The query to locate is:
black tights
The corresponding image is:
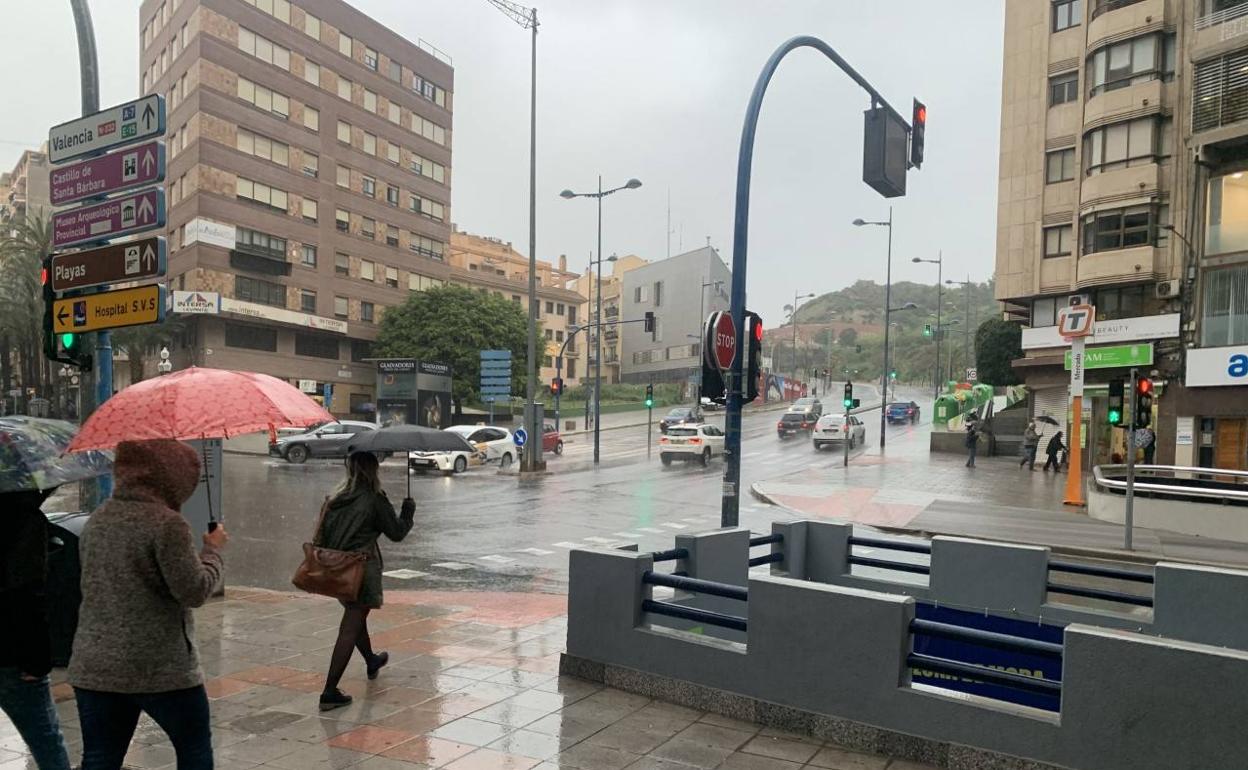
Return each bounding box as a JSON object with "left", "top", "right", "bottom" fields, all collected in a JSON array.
[{"left": 324, "top": 605, "right": 374, "bottom": 693}]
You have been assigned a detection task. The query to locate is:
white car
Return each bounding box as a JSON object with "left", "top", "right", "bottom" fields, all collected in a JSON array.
[
  {"left": 658, "top": 424, "right": 726, "bottom": 466},
  {"left": 812, "top": 414, "right": 867, "bottom": 450},
  {"left": 409, "top": 425, "right": 516, "bottom": 475}
]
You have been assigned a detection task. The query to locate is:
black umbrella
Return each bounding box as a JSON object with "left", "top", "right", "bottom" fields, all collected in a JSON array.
[
  {"left": 0, "top": 417, "right": 112, "bottom": 494},
  {"left": 346, "top": 425, "right": 475, "bottom": 496},
  {"left": 1035, "top": 415, "right": 1061, "bottom": 426}
]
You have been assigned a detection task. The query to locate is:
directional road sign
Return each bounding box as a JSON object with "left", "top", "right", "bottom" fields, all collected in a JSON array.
[
  {"left": 480, "top": 350, "right": 512, "bottom": 360},
  {"left": 48, "top": 95, "right": 165, "bottom": 164},
  {"left": 50, "top": 237, "right": 166, "bottom": 292},
  {"left": 513, "top": 427, "right": 528, "bottom": 447},
  {"left": 53, "top": 284, "right": 166, "bottom": 335},
  {"left": 52, "top": 189, "right": 165, "bottom": 249},
  {"left": 50, "top": 140, "right": 165, "bottom": 206}
]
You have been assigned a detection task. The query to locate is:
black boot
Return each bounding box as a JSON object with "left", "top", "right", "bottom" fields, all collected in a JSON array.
[
  {"left": 367, "top": 651, "right": 390, "bottom": 680},
  {"left": 319, "top": 688, "right": 353, "bottom": 711}
]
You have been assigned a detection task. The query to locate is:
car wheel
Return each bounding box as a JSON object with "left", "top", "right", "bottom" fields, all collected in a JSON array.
[
  {"left": 700, "top": 448, "right": 710, "bottom": 467},
  {"left": 554, "top": 440, "right": 564, "bottom": 455},
  {"left": 849, "top": 436, "right": 856, "bottom": 449},
  {"left": 285, "top": 445, "right": 308, "bottom": 464},
  {"left": 453, "top": 455, "right": 468, "bottom": 474},
  {"left": 660, "top": 453, "right": 673, "bottom": 466},
  {"left": 500, "top": 452, "right": 513, "bottom": 469},
  {"left": 813, "top": 442, "right": 822, "bottom": 451}
]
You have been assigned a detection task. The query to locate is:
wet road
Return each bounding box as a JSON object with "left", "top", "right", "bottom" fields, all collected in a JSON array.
[{"left": 221, "top": 388, "right": 922, "bottom": 596}]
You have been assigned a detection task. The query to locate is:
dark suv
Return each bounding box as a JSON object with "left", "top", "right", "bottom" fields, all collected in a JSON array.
[
  {"left": 659, "top": 406, "right": 704, "bottom": 434},
  {"left": 777, "top": 411, "right": 816, "bottom": 439}
]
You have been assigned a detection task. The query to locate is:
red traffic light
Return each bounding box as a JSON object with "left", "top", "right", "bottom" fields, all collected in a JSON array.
[
  {"left": 916, "top": 105, "right": 926, "bottom": 125},
  {"left": 40, "top": 267, "right": 48, "bottom": 286},
  {"left": 1136, "top": 377, "right": 1153, "bottom": 395},
  {"left": 753, "top": 318, "right": 764, "bottom": 342}
]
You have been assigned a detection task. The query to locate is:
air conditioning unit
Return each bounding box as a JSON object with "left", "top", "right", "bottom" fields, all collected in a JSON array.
[
  {"left": 1068, "top": 293, "right": 1091, "bottom": 307},
  {"left": 1155, "top": 280, "right": 1180, "bottom": 299}
]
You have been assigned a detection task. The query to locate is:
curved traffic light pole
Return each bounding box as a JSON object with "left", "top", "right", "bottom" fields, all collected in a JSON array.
[
  {"left": 720, "top": 36, "right": 912, "bottom": 527},
  {"left": 552, "top": 315, "right": 653, "bottom": 440}
]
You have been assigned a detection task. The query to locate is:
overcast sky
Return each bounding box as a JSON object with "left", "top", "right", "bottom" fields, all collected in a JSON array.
[{"left": 1, "top": 1, "right": 1005, "bottom": 325}]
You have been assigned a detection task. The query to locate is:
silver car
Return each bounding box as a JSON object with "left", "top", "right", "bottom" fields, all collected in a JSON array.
[{"left": 270, "top": 420, "right": 379, "bottom": 464}]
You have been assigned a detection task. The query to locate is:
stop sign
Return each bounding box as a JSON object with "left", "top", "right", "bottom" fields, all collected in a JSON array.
[{"left": 713, "top": 312, "right": 736, "bottom": 372}]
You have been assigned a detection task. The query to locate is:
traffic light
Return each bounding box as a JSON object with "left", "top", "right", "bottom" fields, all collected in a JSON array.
[
  {"left": 910, "top": 98, "right": 927, "bottom": 169},
  {"left": 550, "top": 377, "right": 562, "bottom": 396},
  {"left": 644, "top": 383, "right": 654, "bottom": 408},
  {"left": 643, "top": 311, "right": 656, "bottom": 340},
  {"left": 923, "top": 322, "right": 933, "bottom": 338},
  {"left": 1134, "top": 375, "right": 1153, "bottom": 429},
  {"left": 843, "top": 381, "right": 853, "bottom": 409},
  {"left": 42, "top": 257, "right": 92, "bottom": 371},
  {"left": 1107, "top": 378, "right": 1124, "bottom": 426},
  {"left": 855, "top": 344, "right": 863, "bottom": 354},
  {"left": 890, "top": 370, "right": 897, "bottom": 380},
  {"left": 701, "top": 313, "right": 726, "bottom": 404},
  {"left": 744, "top": 311, "right": 763, "bottom": 403}
]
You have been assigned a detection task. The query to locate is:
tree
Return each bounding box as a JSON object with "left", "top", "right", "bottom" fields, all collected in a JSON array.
[
  {"left": 838, "top": 327, "right": 858, "bottom": 347},
  {"left": 0, "top": 215, "right": 52, "bottom": 403},
  {"left": 111, "top": 318, "right": 184, "bottom": 385},
  {"left": 372, "top": 285, "right": 532, "bottom": 415},
  {"left": 975, "top": 318, "right": 1023, "bottom": 386}
]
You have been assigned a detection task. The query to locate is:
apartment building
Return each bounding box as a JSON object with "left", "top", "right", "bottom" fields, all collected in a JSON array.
[
  {"left": 447, "top": 229, "right": 587, "bottom": 387},
  {"left": 142, "top": 0, "right": 453, "bottom": 416},
  {"left": 995, "top": 0, "right": 1192, "bottom": 469},
  {"left": 0, "top": 148, "right": 51, "bottom": 228},
  {"left": 620, "top": 246, "right": 730, "bottom": 386},
  {"left": 569, "top": 254, "right": 647, "bottom": 385}
]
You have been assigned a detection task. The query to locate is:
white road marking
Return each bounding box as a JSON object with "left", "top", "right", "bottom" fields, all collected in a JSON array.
[
  {"left": 383, "top": 569, "right": 428, "bottom": 579},
  {"left": 583, "top": 536, "right": 617, "bottom": 544},
  {"left": 480, "top": 554, "right": 516, "bottom": 564},
  {"left": 552, "top": 541, "right": 583, "bottom": 549},
  {"left": 680, "top": 517, "right": 705, "bottom": 524},
  {"left": 614, "top": 532, "right": 643, "bottom": 539},
  {"left": 637, "top": 527, "right": 665, "bottom": 534},
  {"left": 661, "top": 523, "right": 688, "bottom": 530},
  {"left": 431, "top": 562, "right": 474, "bottom": 571},
  {"left": 515, "top": 548, "right": 554, "bottom": 556}
]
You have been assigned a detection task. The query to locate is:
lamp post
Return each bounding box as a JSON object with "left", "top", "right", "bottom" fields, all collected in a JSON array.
[
  {"left": 853, "top": 210, "right": 896, "bottom": 448},
  {"left": 912, "top": 252, "right": 943, "bottom": 398},
  {"left": 947, "top": 276, "right": 974, "bottom": 379},
  {"left": 789, "top": 291, "right": 815, "bottom": 397},
  {"left": 157, "top": 346, "right": 173, "bottom": 375},
  {"left": 561, "top": 177, "right": 642, "bottom": 465}
]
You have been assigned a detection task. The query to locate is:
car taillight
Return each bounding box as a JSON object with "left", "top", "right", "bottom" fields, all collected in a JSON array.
[
  {"left": 777, "top": 421, "right": 783, "bottom": 428},
  {"left": 689, "top": 438, "right": 702, "bottom": 444},
  {"left": 659, "top": 437, "right": 668, "bottom": 444}
]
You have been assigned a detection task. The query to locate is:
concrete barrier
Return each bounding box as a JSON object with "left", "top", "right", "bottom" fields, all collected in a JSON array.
[
  {"left": 565, "top": 546, "right": 1248, "bottom": 769},
  {"left": 1087, "top": 482, "right": 1248, "bottom": 543}
]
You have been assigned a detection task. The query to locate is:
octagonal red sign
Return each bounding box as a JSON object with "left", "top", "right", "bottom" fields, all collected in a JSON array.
[{"left": 713, "top": 312, "right": 736, "bottom": 372}]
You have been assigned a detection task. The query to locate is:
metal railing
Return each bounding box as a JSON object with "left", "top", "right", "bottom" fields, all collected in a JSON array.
[
  {"left": 748, "top": 533, "right": 785, "bottom": 567},
  {"left": 1196, "top": 1, "right": 1248, "bottom": 30},
  {"left": 641, "top": 571, "right": 748, "bottom": 632},
  {"left": 908, "top": 618, "right": 1063, "bottom": 700},
  {"left": 848, "top": 534, "right": 932, "bottom": 575},
  {"left": 651, "top": 547, "right": 689, "bottom": 563},
  {"left": 1091, "top": 0, "right": 1144, "bottom": 21},
  {"left": 907, "top": 654, "right": 1062, "bottom": 697},
  {"left": 1092, "top": 464, "right": 1248, "bottom": 506}
]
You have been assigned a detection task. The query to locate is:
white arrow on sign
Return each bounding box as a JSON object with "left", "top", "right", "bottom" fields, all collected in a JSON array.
[
  {"left": 137, "top": 196, "right": 155, "bottom": 224},
  {"left": 142, "top": 150, "right": 155, "bottom": 175},
  {"left": 142, "top": 244, "right": 156, "bottom": 270}
]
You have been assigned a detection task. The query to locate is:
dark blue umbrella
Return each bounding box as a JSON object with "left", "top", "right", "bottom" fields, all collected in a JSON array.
[{"left": 0, "top": 417, "right": 112, "bottom": 493}]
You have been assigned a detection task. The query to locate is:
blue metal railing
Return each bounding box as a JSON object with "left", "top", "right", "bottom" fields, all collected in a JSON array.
[{"left": 641, "top": 571, "right": 748, "bottom": 631}]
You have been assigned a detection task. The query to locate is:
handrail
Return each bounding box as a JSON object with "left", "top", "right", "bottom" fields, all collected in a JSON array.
[
  {"left": 749, "top": 533, "right": 783, "bottom": 547},
  {"left": 910, "top": 619, "right": 1063, "bottom": 659},
  {"left": 908, "top": 654, "right": 1062, "bottom": 696},
  {"left": 1092, "top": 464, "right": 1248, "bottom": 505},
  {"left": 642, "top": 571, "right": 748, "bottom": 602},
  {"left": 848, "top": 555, "right": 930, "bottom": 575},
  {"left": 651, "top": 548, "right": 689, "bottom": 563},
  {"left": 749, "top": 552, "right": 784, "bottom": 567},
  {"left": 1197, "top": 1, "right": 1248, "bottom": 29},
  {"left": 1049, "top": 559, "right": 1153, "bottom": 584},
  {"left": 849, "top": 535, "right": 932, "bottom": 555},
  {"left": 1091, "top": 0, "right": 1144, "bottom": 21},
  {"left": 1047, "top": 583, "right": 1153, "bottom": 607},
  {"left": 641, "top": 599, "right": 747, "bottom": 632}
]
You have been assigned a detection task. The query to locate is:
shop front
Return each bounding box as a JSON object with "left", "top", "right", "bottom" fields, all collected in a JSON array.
[{"left": 1170, "top": 344, "right": 1248, "bottom": 470}]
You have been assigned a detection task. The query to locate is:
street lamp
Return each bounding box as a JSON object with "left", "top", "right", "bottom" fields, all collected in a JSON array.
[
  {"left": 913, "top": 252, "right": 943, "bottom": 398},
  {"left": 946, "top": 277, "right": 975, "bottom": 379},
  {"left": 788, "top": 291, "right": 816, "bottom": 395},
  {"left": 854, "top": 209, "right": 895, "bottom": 448},
  {"left": 157, "top": 346, "right": 173, "bottom": 375},
  {"left": 561, "top": 177, "right": 642, "bottom": 466}
]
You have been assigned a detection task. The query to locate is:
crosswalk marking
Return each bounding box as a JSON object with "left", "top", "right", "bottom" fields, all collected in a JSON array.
[
  {"left": 583, "top": 536, "right": 618, "bottom": 544},
  {"left": 552, "top": 541, "right": 583, "bottom": 549},
  {"left": 614, "top": 532, "right": 642, "bottom": 539},
  {"left": 431, "top": 562, "right": 473, "bottom": 571},
  {"left": 661, "top": 523, "right": 688, "bottom": 530},
  {"left": 637, "top": 527, "right": 665, "bottom": 534},
  {"left": 383, "top": 569, "right": 428, "bottom": 579},
  {"left": 515, "top": 547, "right": 554, "bottom": 556},
  {"left": 480, "top": 554, "right": 516, "bottom": 564}
]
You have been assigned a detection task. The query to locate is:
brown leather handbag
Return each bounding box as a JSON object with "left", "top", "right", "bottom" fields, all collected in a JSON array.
[{"left": 292, "top": 499, "right": 368, "bottom": 602}]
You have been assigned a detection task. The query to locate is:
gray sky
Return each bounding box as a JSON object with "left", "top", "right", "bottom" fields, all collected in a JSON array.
[{"left": 1, "top": 0, "right": 1004, "bottom": 326}]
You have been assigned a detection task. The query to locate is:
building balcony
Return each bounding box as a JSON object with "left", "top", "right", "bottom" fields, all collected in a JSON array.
[
  {"left": 1080, "top": 163, "right": 1160, "bottom": 208},
  {"left": 1076, "top": 245, "right": 1161, "bottom": 289},
  {"left": 229, "top": 247, "right": 291, "bottom": 277},
  {"left": 1196, "top": 1, "right": 1248, "bottom": 33},
  {"left": 1039, "top": 256, "right": 1074, "bottom": 293},
  {"left": 1089, "top": 0, "right": 1162, "bottom": 47}
]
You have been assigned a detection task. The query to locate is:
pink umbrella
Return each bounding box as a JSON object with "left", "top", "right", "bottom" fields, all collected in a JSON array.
[{"left": 67, "top": 367, "right": 334, "bottom": 452}]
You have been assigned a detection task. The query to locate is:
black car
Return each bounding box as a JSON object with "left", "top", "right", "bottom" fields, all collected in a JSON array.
[
  {"left": 777, "top": 412, "right": 816, "bottom": 439},
  {"left": 659, "top": 406, "right": 704, "bottom": 434},
  {"left": 886, "top": 401, "right": 921, "bottom": 424}
]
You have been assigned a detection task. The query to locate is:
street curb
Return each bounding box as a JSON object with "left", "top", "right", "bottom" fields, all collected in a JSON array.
[
  {"left": 748, "top": 482, "right": 1247, "bottom": 570},
  {"left": 560, "top": 401, "right": 793, "bottom": 443}
]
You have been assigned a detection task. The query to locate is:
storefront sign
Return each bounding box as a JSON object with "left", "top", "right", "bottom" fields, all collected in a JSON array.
[
  {"left": 183, "top": 217, "right": 236, "bottom": 249},
  {"left": 1185, "top": 345, "right": 1248, "bottom": 387},
  {"left": 220, "top": 297, "right": 347, "bottom": 334},
  {"left": 297, "top": 379, "right": 317, "bottom": 393},
  {"left": 1063, "top": 343, "right": 1153, "bottom": 371},
  {"left": 1176, "top": 416, "right": 1195, "bottom": 446},
  {"left": 172, "top": 291, "right": 220, "bottom": 315},
  {"left": 1022, "top": 313, "right": 1180, "bottom": 350}
]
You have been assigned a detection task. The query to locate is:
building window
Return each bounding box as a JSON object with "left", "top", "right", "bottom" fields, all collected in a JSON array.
[
  {"left": 1206, "top": 172, "right": 1248, "bottom": 255},
  {"left": 238, "top": 27, "right": 290, "bottom": 70},
  {"left": 225, "top": 323, "right": 277, "bottom": 351},
  {"left": 545, "top": 301, "right": 554, "bottom": 314},
  {"left": 653, "top": 281, "right": 663, "bottom": 307},
  {"left": 236, "top": 177, "right": 288, "bottom": 212},
  {"left": 634, "top": 285, "right": 648, "bottom": 303},
  {"left": 409, "top": 234, "right": 445, "bottom": 260},
  {"left": 1082, "top": 204, "right": 1158, "bottom": 254},
  {"left": 1049, "top": 72, "right": 1078, "bottom": 106},
  {"left": 337, "top": 165, "right": 351, "bottom": 188},
  {"left": 236, "top": 77, "right": 288, "bottom": 118},
  {"left": 568, "top": 306, "right": 577, "bottom": 325},
  {"left": 338, "top": 32, "right": 352, "bottom": 58},
  {"left": 337, "top": 120, "right": 351, "bottom": 143},
  {"left": 235, "top": 275, "right": 285, "bottom": 307},
  {"left": 1195, "top": 49, "right": 1248, "bottom": 133},
  {"left": 363, "top": 88, "right": 377, "bottom": 112},
  {"left": 295, "top": 332, "right": 339, "bottom": 359},
  {"left": 1088, "top": 34, "right": 1175, "bottom": 96},
  {"left": 1094, "top": 285, "right": 1147, "bottom": 321},
  {"left": 385, "top": 265, "right": 399, "bottom": 286},
  {"left": 242, "top": 0, "right": 290, "bottom": 22},
  {"left": 337, "top": 76, "right": 352, "bottom": 102},
  {"left": 386, "top": 226, "right": 399, "bottom": 247},
  {"left": 300, "top": 289, "right": 317, "bottom": 313},
  {"left": 360, "top": 260, "right": 375, "bottom": 281},
  {"left": 301, "top": 244, "right": 317, "bottom": 267},
  {"left": 361, "top": 301, "right": 375, "bottom": 323},
  {"left": 362, "top": 176, "right": 376, "bottom": 197},
  {"left": 409, "top": 273, "right": 442, "bottom": 291},
  {"left": 1202, "top": 264, "right": 1248, "bottom": 346},
  {"left": 1091, "top": 0, "right": 1143, "bottom": 20},
  {"left": 411, "top": 115, "right": 447, "bottom": 145},
  {"left": 336, "top": 208, "right": 350, "bottom": 232},
  {"left": 364, "top": 47, "right": 379, "bottom": 71},
  {"left": 386, "top": 143, "right": 400, "bottom": 164},
  {"left": 304, "top": 12, "right": 320, "bottom": 39},
  {"left": 1044, "top": 225, "right": 1073, "bottom": 257},
  {"left": 361, "top": 217, "right": 376, "bottom": 239},
  {"left": 386, "top": 185, "right": 399, "bottom": 206},
  {"left": 388, "top": 60, "right": 402, "bottom": 81},
  {"left": 409, "top": 153, "right": 446, "bottom": 183},
  {"left": 303, "top": 106, "right": 319, "bottom": 131},
  {"left": 387, "top": 103, "right": 401, "bottom": 125},
  {"left": 1031, "top": 297, "right": 1058, "bottom": 328},
  {"left": 333, "top": 296, "right": 349, "bottom": 318},
  {"left": 1053, "top": 0, "right": 1082, "bottom": 31},
  {"left": 236, "top": 226, "right": 286, "bottom": 259},
  {"left": 335, "top": 253, "right": 350, "bottom": 275},
  {"left": 304, "top": 60, "right": 320, "bottom": 86},
  {"left": 301, "top": 198, "right": 317, "bottom": 222},
  {"left": 363, "top": 132, "right": 376, "bottom": 155},
  {"left": 352, "top": 339, "right": 374, "bottom": 362},
  {"left": 236, "top": 128, "right": 289, "bottom": 166},
  {"left": 1083, "top": 117, "right": 1159, "bottom": 176},
  {"left": 1045, "top": 148, "right": 1075, "bottom": 183},
  {"left": 302, "top": 152, "right": 318, "bottom": 177}
]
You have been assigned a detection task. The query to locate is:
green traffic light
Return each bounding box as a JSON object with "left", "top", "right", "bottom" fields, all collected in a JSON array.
[
  {"left": 1108, "top": 409, "right": 1122, "bottom": 425},
  {"left": 644, "top": 398, "right": 653, "bottom": 408},
  {"left": 60, "top": 332, "right": 75, "bottom": 348}
]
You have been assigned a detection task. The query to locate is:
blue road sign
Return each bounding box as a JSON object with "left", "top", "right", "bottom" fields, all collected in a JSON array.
[
  {"left": 513, "top": 428, "right": 527, "bottom": 447},
  {"left": 480, "top": 386, "right": 512, "bottom": 396},
  {"left": 480, "top": 350, "right": 512, "bottom": 360},
  {"left": 480, "top": 377, "right": 511, "bottom": 387}
]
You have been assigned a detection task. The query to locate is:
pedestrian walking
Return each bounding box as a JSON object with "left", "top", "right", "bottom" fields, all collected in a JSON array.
[
  {"left": 965, "top": 415, "right": 980, "bottom": 468},
  {"left": 0, "top": 489, "right": 72, "bottom": 770},
  {"left": 1020, "top": 422, "right": 1040, "bottom": 470},
  {"left": 69, "top": 439, "right": 228, "bottom": 770},
  {"left": 1043, "top": 431, "right": 1066, "bottom": 473},
  {"left": 317, "top": 452, "right": 414, "bottom": 712}
]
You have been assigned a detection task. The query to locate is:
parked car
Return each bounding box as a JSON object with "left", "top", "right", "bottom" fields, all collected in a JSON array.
[
  {"left": 812, "top": 414, "right": 867, "bottom": 450},
  {"left": 270, "top": 420, "right": 380, "bottom": 464},
  {"left": 700, "top": 396, "right": 721, "bottom": 412},
  {"left": 787, "top": 397, "right": 823, "bottom": 420},
  {"left": 658, "top": 424, "right": 726, "bottom": 466},
  {"left": 409, "top": 425, "right": 514, "bottom": 474},
  {"left": 543, "top": 423, "right": 563, "bottom": 455},
  {"left": 886, "top": 401, "right": 921, "bottom": 424},
  {"left": 659, "top": 406, "right": 705, "bottom": 434},
  {"left": 777, "top": 412, "right": 817, "bottom": 439}
]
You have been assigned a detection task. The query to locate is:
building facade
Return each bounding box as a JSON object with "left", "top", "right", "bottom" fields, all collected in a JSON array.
[
  {"left": 569, "top": 254, "right": 646, "bottom": 386},
  {"left": 447, "top": 229, "right": 587, "bottom": 387},
  {"left": 994, "top": 0, "right": 1194, "bottom": 469},
  {"left": 620, "top": 246, "right": 730, "bottom": 385},
  {"left": 0, "top": 148, "right": 51, "bottom": 228},
  {"left": 143, "top": 0, "right": 454, "bottom": 417}
]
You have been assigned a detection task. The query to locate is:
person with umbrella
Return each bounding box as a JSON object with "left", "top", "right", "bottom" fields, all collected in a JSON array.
[
  {"left": 0, "top": 417, "right": 110, "bottom": 770},
  {"left": 1020, "top": 421, "right": 1041, "bottom": 471},
  {"left": 1043, "top": 431, "right": 1066, "bottom": 473}
]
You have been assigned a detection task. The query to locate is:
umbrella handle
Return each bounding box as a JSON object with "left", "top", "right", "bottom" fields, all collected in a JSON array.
[{"left": 200, "top": 438, "right": 216, "bottom": 530}]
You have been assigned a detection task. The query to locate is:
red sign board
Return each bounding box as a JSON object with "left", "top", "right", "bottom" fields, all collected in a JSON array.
[{"left": 713, "top": 312, "right": 736, "bottom": 372}]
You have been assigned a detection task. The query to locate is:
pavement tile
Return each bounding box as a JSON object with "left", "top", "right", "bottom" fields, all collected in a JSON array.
[
  {"left": 649, "top": 737, "right": 735, "bottom": 769},
  {"left": 485, "top": 728, "right": 570, "bottom": 759},
  {"left": 205, "top": 676, "right": 258, "bottom": 699},
  {"left": 554, "top": 741, "right": 640, "bottom": 769},
  {"left": 718, "top": 751, "right": 804, "bottom": 769},
  {"left": 375, "top": 707, "right": 459, "bottom": 734},
  {"left": 228, "top": 709, "right": 308, "bottom": 735},
  {"left": 739, "top": 734, "right": 820, "bottom": 764},
  {"left": 264, "top": 743, "right": 373, "bottom": 769},
  {"left": 350, "top": 756, "right": 432, "bottom": 769},
  {"left": 381, "top": 736, "right": 475, "bottom": 765},
  {"left": 328, "top": 726, "right": 418, "bottom": 755},
  {"left": 521, "top": 713, "right": 609, "bottom": 743},
  {"left": 805, "top": 746, "right": 889, "bottom": 769},
  {"left": 122, "top": 743, "right": 176, "bottom": 769},
  {"left": 430, "top": 717, "right": 515, "bottom": 746},
  {"left": 216, "top": 734, "right": 306, "bottom": 765},
  {"left": 466, "top": 702, "right": 550, "bottom": 730},
  {"left": 673, "top": 722, "right": 756, "bottom": 750},
  {"left": 443, "top": 748, "right": 540, "bottom": 770},
  {"left": 584, "top": 722, "right": 674, "bottom": 755},
  {"left": 416, "top": 693, "right": 501, "bottom": 719}
]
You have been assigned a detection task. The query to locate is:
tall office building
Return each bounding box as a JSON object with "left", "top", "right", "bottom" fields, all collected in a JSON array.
[{"left": 141, "top": 0, "right": 453, "bottom": 416}]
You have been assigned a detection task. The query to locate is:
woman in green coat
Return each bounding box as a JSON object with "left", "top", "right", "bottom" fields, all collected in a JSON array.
[{"left": 318, "top": 452, "right": 414, "bottom": 711}]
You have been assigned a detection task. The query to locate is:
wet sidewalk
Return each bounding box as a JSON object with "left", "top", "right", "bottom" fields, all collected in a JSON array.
[{"left": 2, "top": 586, "right": 934, "bottom": 770}]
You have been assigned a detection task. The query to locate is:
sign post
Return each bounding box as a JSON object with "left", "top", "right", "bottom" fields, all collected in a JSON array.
[
  {"left": 1058, "top": 304, "right": 1095, "bottom": 507},
  {"left": 1125, "top": 367, "right": 1138, "bottom": 550},
  {"left": 480, "top": 350, "right": 512, "bottom": 426}
]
